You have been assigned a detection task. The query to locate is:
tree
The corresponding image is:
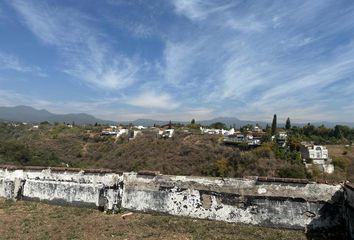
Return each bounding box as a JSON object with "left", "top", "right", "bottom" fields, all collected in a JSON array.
[
  {"left": 271, "top": 114, "right": 277, "bottom": 136},
  {"left": 168, "top": 120, "right": 172, "bottom": 129},
  {"left": 285, "top": 117, "right": 291, "bottom": 130},
  {"left": 191, "top": 119, "right": 195, "bottom": 124},
  {"left": 334, "top": 125, "right": 343, "bottom": 139},
  {"left": 303, "top": 123, "right": 315, "bottom": 137},
  {"left": 210, "top": 122, "right": 226, "bottom": 130}
]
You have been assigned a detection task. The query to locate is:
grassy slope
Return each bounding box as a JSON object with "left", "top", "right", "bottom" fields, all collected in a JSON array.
[
  {"left": 0, "top": 198, "right": 306, "bottom": 240},
  {"left": 326, "top": 145, "right": 354, "bottom": 182},
  {"left": 0, "top": 124, "right": 352, "bottom": 182}
]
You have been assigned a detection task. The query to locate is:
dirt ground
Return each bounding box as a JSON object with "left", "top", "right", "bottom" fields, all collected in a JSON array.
[{"left": 0, "top": 198, "right": 306, "bottom": 240}]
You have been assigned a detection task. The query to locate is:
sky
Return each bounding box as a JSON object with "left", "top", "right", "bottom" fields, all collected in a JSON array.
[{"left": 1, "top": 0, "right": 354, "bottom": 122}]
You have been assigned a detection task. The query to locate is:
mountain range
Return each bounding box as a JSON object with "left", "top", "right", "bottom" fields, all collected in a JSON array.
[
  {"left": 0, "top": 105, "right": 354, "bottom": 128},
  {"left": 0, "top": 105, "right": 115, "bottom": 125}
]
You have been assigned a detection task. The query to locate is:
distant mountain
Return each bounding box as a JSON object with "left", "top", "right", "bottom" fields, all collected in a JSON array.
[
  {"left": 118, "top": 117, "right": 269, "bottom": 128},
  {"left": 122, "top": 117, "right": 354, "bottom": 128},
  {"left": 0, "top": 106, "right": 115, "bottom": 124},
  {"left": 1, "top": 105, "right": 354, "bottom": 128},
  {"left": 198, "top": 117, "right": 269, "bottom": 128},
  {"left": 119, "top": 119, "right": 175, "bottom": 127}
]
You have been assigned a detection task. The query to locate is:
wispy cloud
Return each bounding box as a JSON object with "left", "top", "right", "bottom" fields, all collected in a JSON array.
[
  {"left": 9, "top": 0, "right": 142, "bottom": 90},
  {"left": 127, "top": 91, "right": 180, "bottom": 110},
  {"left": 172, "top": 0, "right": 235, "bottom": 21},
  {"left": 0, "top": 51, "right": 45, "bottom": 76},
  {"left": 2, "top": 1, "right": 354, "bottom": 122},
  {"left": 164, "top": 0, "right": 354, "bottom": 121}
]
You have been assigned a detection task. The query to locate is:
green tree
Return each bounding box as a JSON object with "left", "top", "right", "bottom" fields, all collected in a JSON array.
[
  {"left": 271, "top": 114, "right": 277, "bottom": 136},
  {"left": 285, "top": 117, "right": 291, "bottom": 130},
  {"left": 214, "top": 159, "right": 228, "bottom": 177},
  {"left": 191, "top": 119, "right": 195, "bottom": 124},
  {"left": 210, "top": 122, "right": 226, "bottom": 129},
  {"left": 303, "top": 123, "right": 315, "bottom": 137}
]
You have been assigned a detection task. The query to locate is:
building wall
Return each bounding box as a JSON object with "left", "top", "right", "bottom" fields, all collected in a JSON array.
[
  {"left": 344, "top": 183, "right": 354, "bottom": 239},
  {"left": 300, "top": 145, "right": 328, "bottom": 161},
  {"left": 122, "top": 173, "right": 343, "bottom": 230},
  {"left": 0, "top": 167, "right": 123, "bottom": 210},
  {"left": 0, "top": 166, "right": 348, "bottom": 232}
]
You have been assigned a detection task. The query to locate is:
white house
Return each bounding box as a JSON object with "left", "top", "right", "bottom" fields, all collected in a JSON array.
[
  {"left": 300, "top": 142, "right": 334, "bottom": 174},
  {"left": 161, "top": 129, "right": 174, "bottom": 138},
  {"left": 116, "top": 129, "right": 128, "bottom": 137}
]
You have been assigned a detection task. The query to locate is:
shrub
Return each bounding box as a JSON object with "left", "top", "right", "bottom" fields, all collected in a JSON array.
[
  {"left": 332, "top": 156, "right": 350, "bottom": 171},
  {"left": 306, "top": 164, "right": 322, "bottom": 180},
  {"left": 277, "top": 164, "right": 306, "bottom": 179},
  {"left": 213, "top": 159, "right": 228, "bottom": 177}
]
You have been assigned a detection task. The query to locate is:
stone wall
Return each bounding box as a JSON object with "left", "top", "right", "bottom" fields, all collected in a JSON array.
[
  {"left": 0, "top": 166, "right": 348, "bottom": 233},
  {"left": 0, "top": 167, "right": 123, "bottom": 211},
  {"left": 344, "top": 183, "right": 354, "bottom": 239},
  {"left": 122, "top": 173, "right": 343, "bottom": 231}
]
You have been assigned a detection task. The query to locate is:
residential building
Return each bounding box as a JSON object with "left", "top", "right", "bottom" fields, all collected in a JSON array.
[{"left": 300, "top": 142, "right": 334, "bottom": 174}]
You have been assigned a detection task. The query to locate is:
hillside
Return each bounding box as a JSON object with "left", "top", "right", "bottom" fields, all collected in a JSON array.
[{"left": 0, "top": 122, "right": 352, "bottom": 182}]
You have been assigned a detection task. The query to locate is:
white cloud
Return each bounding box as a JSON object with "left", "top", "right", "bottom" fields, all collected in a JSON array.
[
  {"left": 225, "top": 15, "right": 266, "bottom": 33},
  {"left": 4, "top": 1, "right": 354, "bottom": 122},
  {"left": 172, "top": 0, "right": 234, "bottom": 21},
  {"left": 0, "top": 51, "right": 45, "bottom": 76},
  {"left": 127, "top": 91, "right": 180, "bottom": 110},
  {"left": 9, "top": 0, "right": 140, "bottom": 90},
  {"left": 164, "top": 0, "right": 354, "bottom": 122},
  {"left": 163, "top": 41, "right": 198, "bottom": 85}
]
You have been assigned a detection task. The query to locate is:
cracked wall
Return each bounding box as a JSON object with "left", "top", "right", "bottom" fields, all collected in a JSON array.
[
  {"left": 121, "top": 173, "right": 343, "bottom": 231},
  {"left": 0, "top": 166, "right": 349, "bottom": 233},
  {"left": 344, "top": 183, "right": 354, "bottom": 239},
  {"left": 0, "top": 167, "right": 123, "bottom": 211}
]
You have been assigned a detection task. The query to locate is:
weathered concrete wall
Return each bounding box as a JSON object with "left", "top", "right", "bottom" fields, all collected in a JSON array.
[
  {"left": 0, "top": 167, "right": 123, "bottom": 211},
  {"left": 0, "top": 166, "right": 349, "bottom": 233},
  {"left": 121, "top": 173, "right": 343, "bottom": 231},
  {"left": 344, "top": 183, "right": 354, "bottom": 239}
]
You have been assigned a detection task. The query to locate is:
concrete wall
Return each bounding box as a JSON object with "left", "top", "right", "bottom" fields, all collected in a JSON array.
[
  {"left": 0, "top": 167, "right": 123, "bottom": 211},
  {"left": 0, "top": 166, "right": 348, "bottom": 232},
  {"left": 344, "top": 183, "right": 354, "bottom": 239},
  {"left": 122, "top": 173, "right": 343, "bottom": 231}
]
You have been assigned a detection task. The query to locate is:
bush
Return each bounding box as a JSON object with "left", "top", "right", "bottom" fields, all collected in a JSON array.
[
  {"left": 306, "top": 164, "right": 322, "bottom": 180},
  {"left": 213, "top": 159, "right": 228, "bottom": 177},
  {"left": 332, "top": 156, "right": 350, "bottom": 171},
  {"left": 277, "top": 164, "right": 306, "bottom": 179}
]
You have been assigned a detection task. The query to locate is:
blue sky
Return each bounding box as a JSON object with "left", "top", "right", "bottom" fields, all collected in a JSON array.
[{"left": 1, "top": 0, "right": 354, "bottom": 122}]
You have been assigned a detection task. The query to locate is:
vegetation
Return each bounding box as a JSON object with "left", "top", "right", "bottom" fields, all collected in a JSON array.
[
  {"left": 271, "top": 114, "right": 277, "bottom": 136},
  {"left": 0, "top": 121, "right": 353, "bottom": 182},
  {"left": 209, "top": 122, "right": 227, "bottom": 129},
  {"left": 287, "top": 123, "right": 354, "bottom": 145},
  {"left": 285, "top": 117, "right": 291, "bottom": 130},
  {"left": 0, "top": 198, "right": 306, "bottom": 240}
]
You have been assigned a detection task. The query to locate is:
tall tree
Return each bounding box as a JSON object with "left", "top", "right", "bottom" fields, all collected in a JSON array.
[
  {"left": 334, "top": 125, "right": 343, "bottom": 139},
  {"left": 271, "top": 114, "right": 277, "bottom": 136},
  {"left": 285, "top": 117, "right": 291, "bottom": 130},
  {"left": 191, "top": 118, "right": 195, "bottom": 124},
  {"left": 168, "top": 120, "right": 172, "bottom": 129}
]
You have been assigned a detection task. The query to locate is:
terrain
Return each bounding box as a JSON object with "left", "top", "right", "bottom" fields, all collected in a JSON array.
[
  {"left": 0, "top": 122, "right": 352, "bottom": 182},
  {"left": 0, "top": 198, "right": 306, "bottom": 240}
]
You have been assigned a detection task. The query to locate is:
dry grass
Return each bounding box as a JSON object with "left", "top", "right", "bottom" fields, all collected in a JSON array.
[
  {"left": 326, "top": 145, "right": 354, "bottom": 182},
  {"left": 0, "top": 198, "right": 306, "bottom": 240}
]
